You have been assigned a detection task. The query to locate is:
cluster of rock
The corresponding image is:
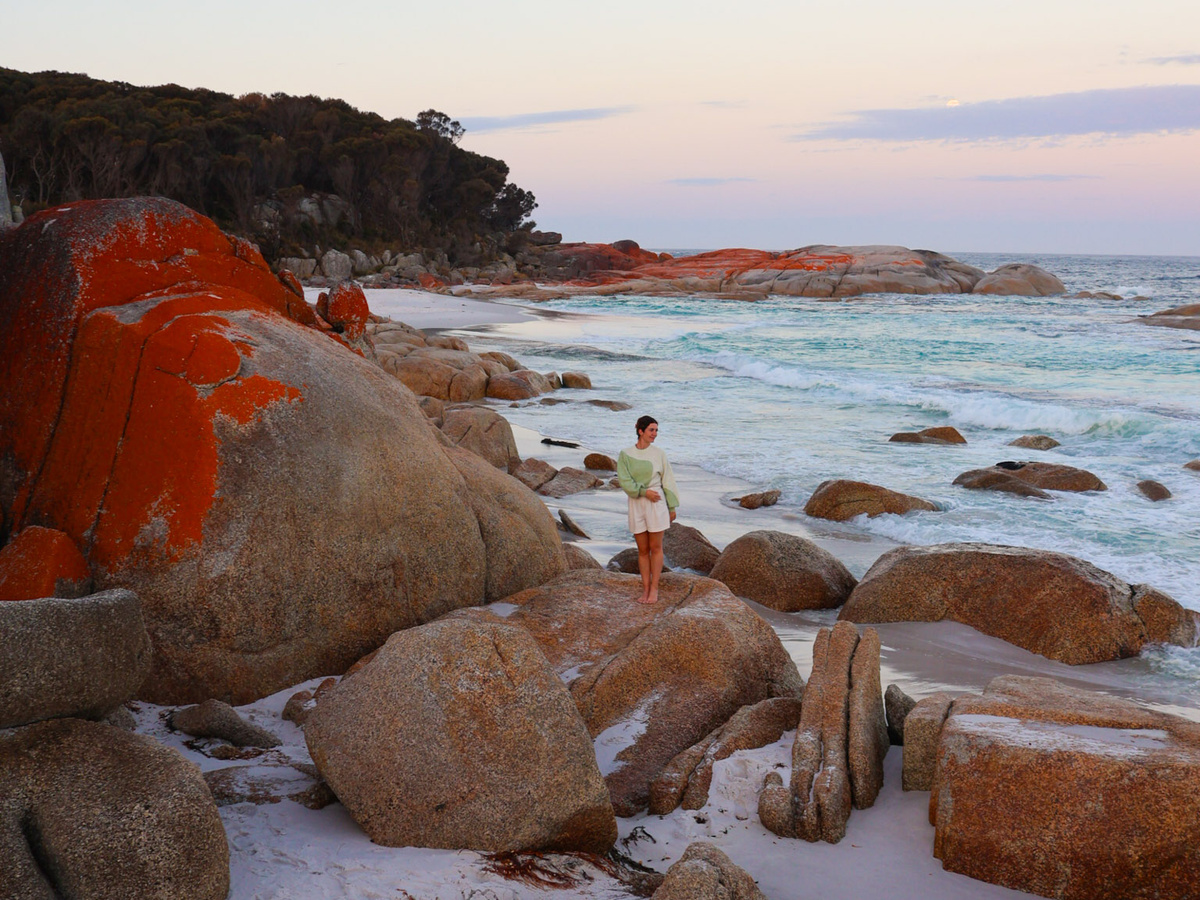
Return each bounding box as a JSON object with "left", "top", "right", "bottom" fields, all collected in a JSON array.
[
  {"left": 491, "top": 242, "right": 1067, "bottom": 299},
  {"left": 277, "top": 239, "right": 520, "bottom": 290},
  {"left": 0, "top": 197, "right": 570, "bottom": 706},
  {"left": 758, "top": 622, "right": 889, "bottom": 842},
  {"left": 0, "top": 198, "right": 789, "bottom": 897},
  {"left": 801, "top": 425, "right": 1183, "bottom": 518},
  {"left": 0, "top": 589, "right": 230, "bottom": 900},
  {"left": 299, "top": 569, "right": 804, "bottom": 846},
  {"left": 899, "top": 675, "right": 1200, "bottom": 899},
  {"left": 273, "top": 231, "right": 1070, "bottom": 300}
]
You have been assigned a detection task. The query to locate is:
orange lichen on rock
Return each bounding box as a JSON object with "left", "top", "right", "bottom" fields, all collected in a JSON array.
[
  {"left": 320, "top": 282, "right": 370, "bottom": 340},
  {"left": 0, "top": 526, "right": 92, "bottom": 601},
  {"left": 0, "top": 198, "right": 314, "bottom": 538}
]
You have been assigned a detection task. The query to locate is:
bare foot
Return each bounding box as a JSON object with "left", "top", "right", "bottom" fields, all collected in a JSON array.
[
  {"left": 634, "top": 592, "right": 655, "bottom": 605},
  {"left": 645, "top": 589, "right": 659, "bottom": 604}
]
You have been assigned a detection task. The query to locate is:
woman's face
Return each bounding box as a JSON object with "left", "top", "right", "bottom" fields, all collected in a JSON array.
[{"left": 640, "top": 422, "right": 658, "bottom": 443}]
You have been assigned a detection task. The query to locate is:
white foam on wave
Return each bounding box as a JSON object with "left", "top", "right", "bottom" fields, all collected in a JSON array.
[{"left": 1143, "top": 644, "right": 1200, "bottom": 680}]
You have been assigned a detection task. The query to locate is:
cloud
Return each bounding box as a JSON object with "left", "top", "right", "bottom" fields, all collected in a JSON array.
[
  {"left": 699, "top": 100, "right": 747, "bottom": 109},
  {"left": 1146, "top": 54, "right": 1200, "bottom": 65},
  {"left": 666, "top": 177, "right": 756, "bottom": 187},
  {"left": 967, "top": 174, "right": 1100, "bottom": 182},
  {"left": 459, "top": 106, "right": 634, "bottom": 134},
  {"left": 794, "top": 85, "right": 1200, "bottom": 142}
]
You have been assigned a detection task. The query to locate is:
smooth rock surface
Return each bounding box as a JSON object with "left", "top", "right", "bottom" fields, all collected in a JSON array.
[
  {"left": 171, "top": 699, "right": 281, "bottom": 748},
  {"left": 0, "top": 589, "right": 151, "bottom": 729},
  {"left": 841, "top": 543, "right": 1197, "bottom": 664},
  {"left": 804, "top": 479, "right": 938, "bottom": 521},
  {"left": 735, "top": 489, "right": 780, "bottom": 509},
  {"left": 888, "top": 426, "right": 966, "bottom": 445},
  {"left": 1008, "top": 434, "right": 1060, "bottom": 450},
  {"left": 562, "top": 543, "right": 602, "bottom": 570},
  {"left": 538, "top": 466, "right": 603, "bottom": 498},
  {"left": 957, "top": 461, "right": 1106, "bottom": 493},
  {"left": 709, "top": 530, "right": 856, "bottom": 612},
  {"left": 884, "top": 683, "right": 917, "bottom": 745},
  {"left": 583, "top": 452, "right": 617, "bottom": 471},
  {"left": 972, "top": 263, "right": 1065, "bottom": 296},
  {"left": 901, "top": 692, "right": 955, "bottom": 791},
  {"left": 440, "top": 406, "right": 521, "bottom": 472},
  {"left": 1136, "top": 479, "right": 1171, "bottom": 501},
  {"left": 503, "top": 569, "right": 804, "bottom": 816},
  {"left": 305, "top": 612, "right": 616, "bottom": 852},
  {"left": 651, "top": 842, "right": 767, "bottom": 900},
  {"left": 0, "top": 718, "right": 228, "bottom": 900},
  {"left": 662, "top": 522, "right": 721, "bottom": 575}
]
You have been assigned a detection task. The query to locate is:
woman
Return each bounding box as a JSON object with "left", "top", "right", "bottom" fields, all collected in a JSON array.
[{"left": 617, "top": 415, "right": 679, "bottom": 604}]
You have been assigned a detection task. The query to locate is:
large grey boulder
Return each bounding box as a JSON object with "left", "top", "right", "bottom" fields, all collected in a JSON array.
[
  {"left": 0, "top": 589, "right": 151, "bottom": 729},
  {"left": 305, "top": 611, "right": 616, "bottom": 852},
  {"left": 0, "top": 718, "right": 228, "bottom": 900},
  {"left": 320, "top": 248, "right": 353, "bottom": 281}
]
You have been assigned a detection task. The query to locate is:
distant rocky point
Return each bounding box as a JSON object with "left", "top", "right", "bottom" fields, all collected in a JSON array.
[
  {"left": 279, "top": 234, "right": 1067, "bottom": 300},
  {"left": 1142, "top": 303, "right": 1200, "bottom": 331}
]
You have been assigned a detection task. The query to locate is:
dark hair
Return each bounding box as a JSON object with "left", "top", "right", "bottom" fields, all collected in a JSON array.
[{"left": 635, "top": 415, "right": 658, "bottom": 436}]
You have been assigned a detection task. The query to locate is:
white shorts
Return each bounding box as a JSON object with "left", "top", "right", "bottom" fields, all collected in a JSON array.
[{"left": 628, "top": 494, "right": 670, "bottom": 534}]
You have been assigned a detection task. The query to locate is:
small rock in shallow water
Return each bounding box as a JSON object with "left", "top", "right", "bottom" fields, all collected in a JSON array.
[
  {"left": 735, "top": 489, "right": 780, "bottom": 509},
  {"left": 889, "top": 426, "right": 967, "bottom": 445},
  {"left": 583, "top": 452, "right": 617, "bottom": 471},
  {"left": 558, "top": 509, "right": 590, "bottom": 538},
  {"left": 1137, "top": 479, "right": 1171, "bottom": 501},
  {"left": 1008, "top": 434, "right": 1060, "bottom": 450}
]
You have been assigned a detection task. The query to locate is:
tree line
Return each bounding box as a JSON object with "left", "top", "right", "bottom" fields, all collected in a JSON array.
[{"left": 0, "top": 67, "right": 537, "bottom": 262}]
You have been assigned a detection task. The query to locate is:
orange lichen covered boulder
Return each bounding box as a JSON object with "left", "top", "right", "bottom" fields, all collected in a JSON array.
[
  {"left": 0, "top": 526, "right": 92, "bottom": 600},
  {"left": 316, "top": 282, "right": 370, "bottom": 339},
  {"left": 0, "top": 198, "right": 566, "bottom": 705},
  {"left": 547, "top": 245, "right": 985, "bottom": 298}
]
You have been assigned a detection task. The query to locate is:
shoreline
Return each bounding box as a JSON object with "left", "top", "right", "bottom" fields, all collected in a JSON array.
[{"left": 371, "top": 288, "right": 1200, "bottom": 723}]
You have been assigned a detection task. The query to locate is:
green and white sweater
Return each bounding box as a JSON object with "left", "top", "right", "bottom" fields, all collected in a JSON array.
[{"left": 617, "top": 445, "right": 679, "bottom": 511}]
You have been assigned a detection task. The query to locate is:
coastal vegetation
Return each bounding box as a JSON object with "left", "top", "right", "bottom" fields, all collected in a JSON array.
[{"left": 0, "top": 67, "right": 537, "bottom": 264}]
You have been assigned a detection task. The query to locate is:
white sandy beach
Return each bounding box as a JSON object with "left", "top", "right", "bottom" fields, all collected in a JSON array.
[{"left": 182, "top": 286, "right": 1197, "bottom": 899}]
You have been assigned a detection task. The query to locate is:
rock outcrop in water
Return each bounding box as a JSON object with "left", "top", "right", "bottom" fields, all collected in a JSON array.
[
  {"left": 839, "top": 543, "right": 1200, "bottom": 664},
  {"left": 1142, "top": 303, "right": 1200, "bottom": 330},
  {"left": 0, "top": 197, "right": 566, "bottom": 705}
]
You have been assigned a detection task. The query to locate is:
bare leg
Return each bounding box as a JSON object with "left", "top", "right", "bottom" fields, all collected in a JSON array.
[
  {"left": 646, "top": 530, "right": 665, "bottom": 604},
  {"left": 634, "top": 530, "right": 653, "bottom": 604}
]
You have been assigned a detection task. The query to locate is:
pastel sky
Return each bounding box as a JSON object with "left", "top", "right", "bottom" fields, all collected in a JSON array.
[{"left": 5, "top": 0, "right": 1200, "bottom": 253}]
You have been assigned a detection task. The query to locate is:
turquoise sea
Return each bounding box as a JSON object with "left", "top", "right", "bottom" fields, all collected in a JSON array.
[{"left": 463, "top": 252, "right": 1200, "bottom": 678}]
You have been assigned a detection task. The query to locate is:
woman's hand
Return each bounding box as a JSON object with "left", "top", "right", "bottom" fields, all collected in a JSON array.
[
  {"left": 669, "top": 510, "right": 677, "bottom": 522},
  {"left": 644, "top": 489, "right": 661, "bottom": 502}
]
